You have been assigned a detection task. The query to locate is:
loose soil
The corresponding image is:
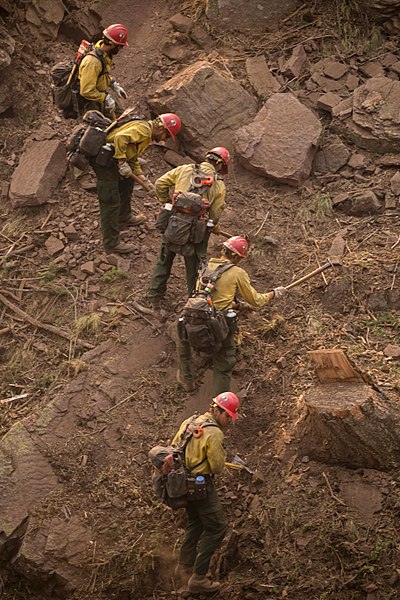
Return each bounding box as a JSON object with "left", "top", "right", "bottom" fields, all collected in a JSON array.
[{"left": 1, "top": 1, "right": 400, "bottom": 600}]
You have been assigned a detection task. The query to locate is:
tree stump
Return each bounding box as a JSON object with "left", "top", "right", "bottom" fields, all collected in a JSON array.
[{"left": 293, "top": 349, "right": 400, "bottom": 470}]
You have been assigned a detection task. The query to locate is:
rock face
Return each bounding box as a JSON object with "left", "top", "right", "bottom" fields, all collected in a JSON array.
[
  {"left": 206, "top": 0, "right": 300, "bottom": 30},
  {"left": 0, "top": 81, "right": 12, "bottom": 114},
  {"left": 234, "top": 93, "right": 322, "bottom": 186},
  {"left": 246, "top": 55, "right": 280, "bottom": 97},
  {"left": 25, "top": 0, "right": 65, "bottom": 39},
  {"left": 313, "top": 135, "right": 350, "bottom": 174},
  {"left": 0, "top": 26, "right": 15, "bottom": 70},
  {"left": 148, "top": 61, "right": 257, "bottom": 159},
  {"left": 334, "top": 77, "right": 400, "bottom": 153},
  {"left": 10, "top": 140, "right": 67, "bottom": 207}
]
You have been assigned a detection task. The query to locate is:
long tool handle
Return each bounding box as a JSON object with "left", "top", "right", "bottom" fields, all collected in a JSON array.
[
  {"left": 66, "top": 63, "right": 78, "bottom": 87},
  {"left": 285, "top": 261, "right": 333, "bottom": 290},
  {"left": 212, "top": 229, "right": 232, "bottom": 239},
  {"left": 130, "top": 172, "right": 153, "bottom": 193}
]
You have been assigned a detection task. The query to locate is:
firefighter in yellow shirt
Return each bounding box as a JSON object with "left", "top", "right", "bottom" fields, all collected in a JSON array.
[
  {"left": 93, "top": 113, "right": 181, "bottom": 254},
  {"left": 147, "top": 147, "right": 230, "bottom": 306},
  {"left": 172, "top": 392, "right": 239, "bottom": 594},
  {"left": 78, "top": 24, "right": 129, "bottom": 116},
  {"left": 176, "top": 235, "right": 288, "bottom": 393}
]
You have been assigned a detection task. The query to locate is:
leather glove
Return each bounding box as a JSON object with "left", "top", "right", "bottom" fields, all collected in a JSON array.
[
  {"left": 142, "top": 179, "right": 157, "bottom": 198},
  {"left": 118, "top": 160, "right": 132, "bottom": 178},
  {"left": 273, "top": 286, "right": 288, "bottom": 299},
  {"left": 104, "top": 93, "right": 116, "bottom": 113},
  {"left": 212, "top": 223, "right": 221, "bottom": 234},
  {"left": 111, "top": 80, "right": 127, "bottom": 99}
]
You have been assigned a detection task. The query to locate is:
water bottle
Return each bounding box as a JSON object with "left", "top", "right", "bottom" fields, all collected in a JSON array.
[
  {"left": 164, "top": 202, "right": 173, "bottom": 211},
  {"left": 195, "top": 475, "right": 207, "bottom": 500},
  {"left": 206, "top": 218, "right": 214, "bottom": 228},
  {"left": 225, "top": 309, "right": 237, "bottom": 333}
]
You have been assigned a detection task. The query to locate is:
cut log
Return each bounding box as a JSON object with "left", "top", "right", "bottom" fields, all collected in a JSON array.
[
  {"left": 307, "top": 349, "right": 363, "bottom": 383},
  {"left": 294, "top": 382, "right": 400, "bottom": 470}
]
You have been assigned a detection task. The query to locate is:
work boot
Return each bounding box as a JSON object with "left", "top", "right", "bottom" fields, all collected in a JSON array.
[
  {"left": 105, "top": 242, "right": 136, "bottom": 255},
  {"left": 188, "top": 574, "right": 221, "bottom": 593},
  {"left": 174, "top": 563, "right": 193, "bottom": 588},
  {"left": 176, "top": 369, "right": 195, "bottom": 393},
  {"left": 120, "top": 214, "right": 147, "bottom": 227}
]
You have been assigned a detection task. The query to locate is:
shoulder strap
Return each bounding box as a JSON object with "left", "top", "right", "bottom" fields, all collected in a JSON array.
[
  {"left": 201, "top": 262, "right": 234, "bottom": 288},
  {"left": 184, "top": 421, "right": 220, "bottom": 470}
]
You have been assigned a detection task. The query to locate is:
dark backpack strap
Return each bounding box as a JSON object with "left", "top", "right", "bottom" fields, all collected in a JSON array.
[
  {"left": 182, "top": 421, "right": 220, "bottom": 470},
  {"left": 200, "top": 262, "right": 234, "bottom": 288}
]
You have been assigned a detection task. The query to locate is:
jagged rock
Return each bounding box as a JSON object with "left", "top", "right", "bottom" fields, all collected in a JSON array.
[
  {"left": 0, "top": 80, "right": 12, "bottom": 114},
  {"left": 246, "top": 55, "right": 280, "bottom": 97},
  {"left": 359, "top": 61, "right": 385, "bottom": 78},
  {"left": 316, "top": 92, "right": 342, "bottom": 113},
  {"left": 164, "top": 150, "right": 195, "bottom": 167},
  {"left": 348, "top": 153, "right": 367, "bottom": 169},
  {"left": 377, "top": 154, "right": 400, "bottom": 166},
  {"left": 0, "top": 26, "right": 15, "bottom": 70},
  {"left": 313, "top": 135, "right": 350, "bottom": 174},
  {"left": 64, "top": 225, "right": 79, "bottom": 241},
  {"left": 10, "top": 140, "right": 67, "bottom": 207},
  {"left": 337, "top": 190, "right": 382, "bottom": 216},
  {"left": 45, "top": 236, "right": 64, "bottom": 256},
  {"left": 346, "top": 73, "right": 360, "bottom": 91},
  {"left": 190, "top": 25, "right": 215, "bottom": 50},
  {"left": 25, "top": 0, "right": 65, "bottom": 39},
  {"left": 80, "top": 261, "right": 95, "bottom": 275},
  {"left": 333, "top": 77, "right": 400, "bottom": 153},
  {"left": 323, "top": 61, "right": 349, "bottom": 80},
  {"left": 282, "top": 45, "right": 308, "bottom": 79},
  {"left": 148, "top": 61, "right": 257, "bottom": 160},
  {"left": 169, "top": 13, "right": 192, "bottom": 33},
  {"left": 161, "top": 41, "right": 189, "bottom": 62},
  {"left": 390, "top": 171, "right": 400, "bottom": 194},
  {"left": 58, "top": 7, "right": 102, "bottom": 44},
  {"left": 205, "top": 0, "right": 300, "bottom": 31},
  {"left": 234, "top": 93, "right": 322, "bottom": 187}
]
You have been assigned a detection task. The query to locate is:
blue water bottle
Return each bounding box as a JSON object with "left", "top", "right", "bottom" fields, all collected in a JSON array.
[{"left": 195, "top": 475, "right": 207, "bottom": 500}]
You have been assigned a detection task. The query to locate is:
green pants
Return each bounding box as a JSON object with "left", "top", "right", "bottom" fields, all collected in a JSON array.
[
  {"left": 179, "top": 482, "right": 227, "bottom": 575},
  {"left": 93, "top": 163, "right": 133, "bottom": 249},
  {"left": 148, "top": 233, "right": 210, "bottom": 300},
  {"left": 176, "top": 329, "right": 236, "bottom": 396}
]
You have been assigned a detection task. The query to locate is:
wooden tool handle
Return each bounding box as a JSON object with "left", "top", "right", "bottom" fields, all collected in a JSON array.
[{"left": 285, "top": 261, "right": 333, "bottom": 290}]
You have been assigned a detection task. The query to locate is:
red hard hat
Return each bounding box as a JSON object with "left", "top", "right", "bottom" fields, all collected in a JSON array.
[
  {"left": 103, "top": 24, "right": 129, "bottom": 46},
  {"left": 206, "top": 147, "right": 230, "bottom": 174},
  {"left": 223, "top": 235, "right": 249, "bottom": 258},
  {"left": 213, "top": 392, "right": 239, "bottom": 419},
  {"left": 158, "top": 113, "right": 181, "bottom": 140}
]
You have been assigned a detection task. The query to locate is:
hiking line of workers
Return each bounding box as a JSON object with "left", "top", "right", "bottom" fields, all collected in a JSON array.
[{"left": 64, "top": 23, "right": 292, "bottom": 595}]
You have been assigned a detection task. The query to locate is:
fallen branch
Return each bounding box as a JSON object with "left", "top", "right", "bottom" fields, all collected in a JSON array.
[
  {"left": 0, "top": 392, "right": 29, "bottom": 405},
  {"left": 0, "top": 293, "right": 94, "bottom": 350},
  {"left": 322, "top": 471, "right": 346, "bottom": 506}
]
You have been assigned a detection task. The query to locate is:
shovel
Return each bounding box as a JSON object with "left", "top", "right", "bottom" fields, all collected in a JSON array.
[{"left": 225, "top": 454, "right": 254, "bottom": 474}]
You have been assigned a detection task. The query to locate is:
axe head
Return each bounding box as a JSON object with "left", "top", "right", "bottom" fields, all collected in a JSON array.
[
  {"left": 232, "top": 454, "right": 254, "bottom": 474},
  {"left": 328, "top": 256, "right": 343, "bottom": 267}
]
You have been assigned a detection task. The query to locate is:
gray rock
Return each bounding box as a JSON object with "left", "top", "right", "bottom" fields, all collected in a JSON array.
[
  {"left": 338, "top": 190, "right": 382, "bottom": 216},
  {"left": 234, "top": 93, "right": 322, "bottom": 187},
  {"left": 164, "top": 150, "right": 195, "bottom": 167},
  {"left": 246, "top": 55, "right": 280, "bottom": 97},
  {"left": 10, "top": 140, "right": 67, "bottom": 207},
  {"left": 205, "top": 0, "right": 300, "bottom": 31},
  {"left": 148, "top": 61, "right": 257, "bottom": 160},
  {"left": 313, "top": 135, "right": 350, "bottom": 174},
  {"left": 334, "top": 77, "right": 400, "bottom": 153}
]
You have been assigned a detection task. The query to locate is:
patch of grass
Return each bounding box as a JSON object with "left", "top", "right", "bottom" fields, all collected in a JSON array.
[
  {"left": 101, "top": 268, "right": 129, "bottom": 283},
  {"left": 333, "top": 0, "right": 384, "bottom": 55},
  {"left": 62, "top": 358, "right": 88, "bottom": 377},
  {"left": 74, "top": 313, "right": 101, "bottom": 335},
  {"left": 39, "top": 263, "right": 65, "bottom": 282}
]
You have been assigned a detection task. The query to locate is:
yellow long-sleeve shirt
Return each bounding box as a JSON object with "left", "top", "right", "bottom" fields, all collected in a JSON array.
[
  {"left": 106, "top": 120, "right": 153, "bottom": 175},
  {"left": 155, "top": 162, "right": 226, "bottom": 224},
  {"left": 172, "top": 412, "right": 226, "bottom": 475},
  {"left": 201, "top": 257, "right": 273, "bottom": 310},
  {"left": 78, "top": 42, "right": 113, "bottom": 104}
]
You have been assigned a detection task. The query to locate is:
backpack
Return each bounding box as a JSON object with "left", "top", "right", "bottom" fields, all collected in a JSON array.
[
  {"left": 149, "top": 415, "right": 218, "bottom": 509},
  {"left": 66, "top": 109, "right": 146, "bottom": 170},
  {"left": 155, "top": 164, "right": 218, "bottom": 254},
  {"left": 177, "top": 262, "right": 235, "bottom": 352},
  {"left": 50, "top": 40, "right": 107, "bottom": 115}
]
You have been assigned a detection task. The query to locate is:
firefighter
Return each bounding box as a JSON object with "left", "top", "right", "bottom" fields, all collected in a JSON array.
[
  {"left": 93, "top": 113, "right": 182, "bottom": 254},
  {"left": 147, "top": 147, "right": 230, "bottom": 307},
  {"left": 176, "top": 235, "right": 288, "bottom": 393},
  {"left": 78, "top": 23, "right": 129, "bottom": 117},
  {"left": 172, "top": 392, "right": 239, "bottom": 594}
]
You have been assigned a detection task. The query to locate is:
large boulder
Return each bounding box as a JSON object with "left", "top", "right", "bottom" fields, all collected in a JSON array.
[
  {"left": 59, "top": 7, "right": 103, "bottom": 45},
  {"left": 206, "top": 0, "right": 300, "bottom": 31},
  {"left": 333, "top": 77, "right": 400, "bottom": 153},
  {"left": 148, "top": 61, "right": 258, "bottom": 159},
  {"left": 25, "top": 0, "right": 65, "bottom": 39},
  {"left": 234, "top": 93, "right": 322, "bottom": 186},
  {"left": 10, "top": 140, "right": 67, "bottom": 207}
]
